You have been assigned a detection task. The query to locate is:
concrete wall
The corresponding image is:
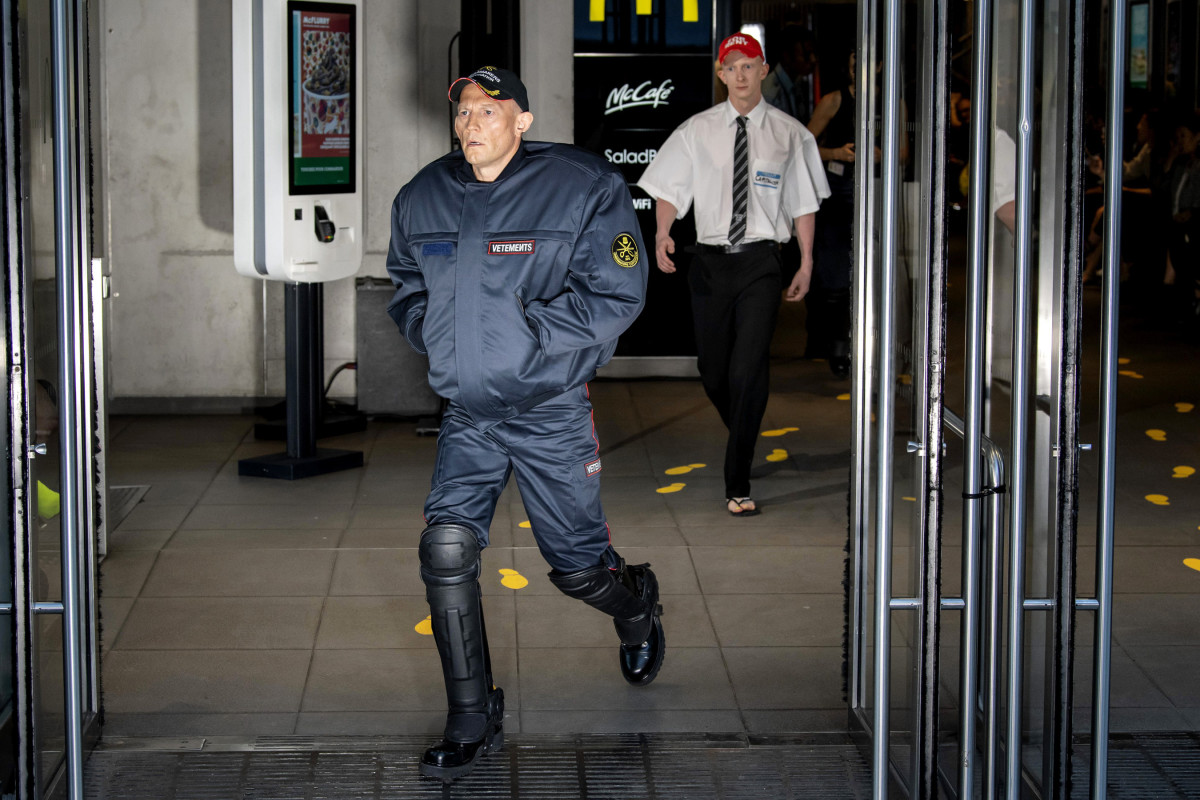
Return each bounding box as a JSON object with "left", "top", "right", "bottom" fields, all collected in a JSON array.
[{"left": 99, "top": 0, "right": 572, "bottom": 407}]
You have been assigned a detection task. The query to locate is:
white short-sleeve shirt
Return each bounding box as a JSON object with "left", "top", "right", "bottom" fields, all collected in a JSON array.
[{"left": 638, "top": 99, "right": 830, "bottom": 245}]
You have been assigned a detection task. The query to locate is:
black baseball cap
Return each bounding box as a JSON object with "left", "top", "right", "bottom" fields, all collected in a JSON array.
[{"left": 448, "top": 66, "right": 530, "bottom": 112}]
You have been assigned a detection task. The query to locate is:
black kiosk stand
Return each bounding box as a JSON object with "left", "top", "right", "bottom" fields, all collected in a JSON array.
[
  {"left": 238, "top": 282, "right": 364, "bottom": 479},
  {"left": 250, "top": 282, "right": 367, "bottom": 443}
]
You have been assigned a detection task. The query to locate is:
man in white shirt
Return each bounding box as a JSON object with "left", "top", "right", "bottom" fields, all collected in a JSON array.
[{"left": 639, "top": 33, "right": 830, "bottom": 517}]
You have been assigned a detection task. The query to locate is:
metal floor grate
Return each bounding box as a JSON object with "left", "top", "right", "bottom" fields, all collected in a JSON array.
[
  {"left": 1072, "top": 733, "right": 1200, "bottom": 800},
  {"left": 78, "top": 732, "right": 1200, "bottom": 799},
  {"left": 82, "top": 733, "right": 872, "bottom": 800}
]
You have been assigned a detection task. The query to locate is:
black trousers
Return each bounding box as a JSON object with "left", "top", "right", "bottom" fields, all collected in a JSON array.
[{"left": 688, "top": 248, "right": 782, "bottom": 498}]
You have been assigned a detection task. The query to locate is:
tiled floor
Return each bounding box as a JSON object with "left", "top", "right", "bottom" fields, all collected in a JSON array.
[{"left": 97, "top": 299, "right": 1200, "bottom": 740}]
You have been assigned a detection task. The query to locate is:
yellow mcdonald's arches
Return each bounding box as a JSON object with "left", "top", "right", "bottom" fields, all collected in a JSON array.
[{"left": 590, "top": 1, "right": 700, "bottom": 23}]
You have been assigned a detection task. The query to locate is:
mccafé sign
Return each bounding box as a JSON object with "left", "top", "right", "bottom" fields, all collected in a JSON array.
[{"left": 605, "top": 79, "right": 675, "bottom": 115}]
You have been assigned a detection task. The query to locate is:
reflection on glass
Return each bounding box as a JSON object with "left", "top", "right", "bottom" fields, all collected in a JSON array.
[{"left": 19, "top": 0, "right": 68, "bottom": 784}]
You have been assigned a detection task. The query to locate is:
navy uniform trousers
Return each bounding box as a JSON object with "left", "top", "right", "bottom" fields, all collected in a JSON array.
[
  {"left": 424, "top": 384, "right": 611, "bottom": 573},
  {"left": 688, "top": 246, "right": 782, "bottom": 499}
]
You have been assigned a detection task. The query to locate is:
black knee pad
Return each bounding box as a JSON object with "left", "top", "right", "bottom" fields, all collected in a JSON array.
[{"left": 420, "top": 523, "right": 481, "bottom": 585}]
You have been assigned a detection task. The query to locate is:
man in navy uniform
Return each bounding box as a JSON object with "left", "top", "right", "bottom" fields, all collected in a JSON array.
[{"left": 386, "top": 66, "right": 663, "bottom": 782}]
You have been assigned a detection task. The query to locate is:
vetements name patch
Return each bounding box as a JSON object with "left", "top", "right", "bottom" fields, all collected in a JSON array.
[
  {"left": 488, "top": 240, "right": 535, "bottom": 255},
  {"left": 585, "top": 458, "right": 602, "bottom": 477}
]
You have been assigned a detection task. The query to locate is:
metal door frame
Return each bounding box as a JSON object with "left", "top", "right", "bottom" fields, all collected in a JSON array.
[
  {"left": 847, "top": 0, "right": 1124, "bottom": 797},
  {"left": 2, "top": 0, "right": 101, "bottom": 797}
]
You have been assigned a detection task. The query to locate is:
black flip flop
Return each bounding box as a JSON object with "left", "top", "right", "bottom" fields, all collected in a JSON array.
[{"left": 727, "top": 497, "right": 761, "bottom": 517}]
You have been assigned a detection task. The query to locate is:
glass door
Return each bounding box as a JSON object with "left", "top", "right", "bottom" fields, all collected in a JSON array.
[
  {"left": 3, "top": 0, "right": 102, "bottom": 797},
  {"left": 848, "top": 0, "right": 1120, "bottom": 797}
]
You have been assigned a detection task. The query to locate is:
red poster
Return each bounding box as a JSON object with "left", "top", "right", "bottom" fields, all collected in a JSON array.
[{"left": 296, "top": 10, "right": 351, "bottom": 159}]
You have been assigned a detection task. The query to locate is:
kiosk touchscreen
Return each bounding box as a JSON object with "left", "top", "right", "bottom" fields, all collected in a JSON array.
[{"left": 233, "top": 0, "right": 363, "bottom": 282}]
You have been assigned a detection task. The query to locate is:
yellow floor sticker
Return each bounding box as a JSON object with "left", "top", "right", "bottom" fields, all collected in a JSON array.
[
  {"left": 1145, "top": 494, "right": 1170, "bottom": 506},
  {"left": 1119, "top": 370, "right": 1144, "bottom": 379},
  {"left": 1173, "top": 466, "right": 1195, "bottom": 479},
  {"left": 415, "top": 616, "right": 433, "bottom": 635},
  {"left": 1177, "top": 402, "right": 1195, "bottom": 413},
  {"left": 499, "top": 568, "right": 528, "bottom": 589},
  {"left": 519, "top": 520, "right": 532, "bottom": 528},
  {"left": 762, "top": 427, "right": 799, "bottom": 437},
  {"left": 1146, "top": 429, "right": 1167, "bottom": 442},
  {"left": 766, "top": 448, "right": 788, "bottom": 462},
  {"left": 1184, "top": 558, "right": 1200, "bottom": 573},
  {"left": 838, "top": 393, "right": 851, "bottom": 401},
  {"left": 665, "top": 463, "right": 706, "bottom": 475},
  {"left": 37, "top": 481, "right": 60, "bottom": 518},
  {"left": 902, "top": 496, "right": 916, "bottom": 502},
  {"left": 1118, "top": 357, "right": 1131, "bottom": 365},
  {"left": 898, "top": 374, "right": 912, "bottom": 386},
  {"left": 657, "top": 483, "right": 686, "bottom": 494}
]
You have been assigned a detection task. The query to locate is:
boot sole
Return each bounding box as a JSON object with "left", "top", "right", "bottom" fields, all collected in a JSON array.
[{"left": 418, "top": 725, "right": 504, "bottom": 782}]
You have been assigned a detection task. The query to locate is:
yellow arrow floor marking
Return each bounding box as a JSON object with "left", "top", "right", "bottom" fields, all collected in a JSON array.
[
  {"left": 1119, "top": 370, "right": 1144, "bottom": 379},
  {"left": 1173, "top": 466, "right": 1195, "bottom": 479},
  {"left": 1146, "top": 429, "right": 1167, "bottom": 441},
  {"left": 1177, "top": 402, "right": 1195, "bottom": 413},
  {"left": 1145, "top": 494, "right": 1170, "bottom": 506},
  {"left": 766, "top": 448, "right": 788, "bottom": 462},
  {"left": 665, "top": 463, "right": 707, "bottom": 475},
  {"left": 657, "top": 483, "right": 686, "bottom": 494},
  {"left": 1184, "top": 558, "right": 1200, "bottom": 573},
  {"left": 762, "top": 427, "right": 799, "bottom": 437},
  {"left": 415, "top": 616, "right": 433, "bottom": 635}
]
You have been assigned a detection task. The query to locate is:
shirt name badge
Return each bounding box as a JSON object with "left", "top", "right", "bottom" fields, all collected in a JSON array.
[
  {"left": 488, "top": 240, "right": 535, "bottom": 255},
  {"left": 754, "top": 170, "right": 781, "bottom": 190}
]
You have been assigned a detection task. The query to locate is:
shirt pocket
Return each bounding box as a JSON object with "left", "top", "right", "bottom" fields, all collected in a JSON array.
[{"left": 751, "top": 160, "right": 785, "bottom": 193}]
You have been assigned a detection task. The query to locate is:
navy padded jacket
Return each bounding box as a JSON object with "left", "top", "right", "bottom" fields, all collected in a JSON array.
[{"left": 386, "top": 141, "right": 648, "bottom": 429}]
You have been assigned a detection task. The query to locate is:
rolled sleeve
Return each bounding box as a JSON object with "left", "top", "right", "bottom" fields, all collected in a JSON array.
[
  {"left": 637, "top": 125, "right": 695, "bottom": 217},
  {"left": 782, "top": 131, "right": 831, "bottom": 219}
]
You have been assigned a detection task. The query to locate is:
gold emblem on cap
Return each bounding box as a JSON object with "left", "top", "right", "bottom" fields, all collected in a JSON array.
[{"left": 611, "top": 233, "right": 639, "bottom": 268}]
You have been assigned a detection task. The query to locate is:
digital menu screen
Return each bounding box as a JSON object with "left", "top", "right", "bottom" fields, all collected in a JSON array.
[{"left": 288, "top": 1, "right": 356, "bottom": 194}]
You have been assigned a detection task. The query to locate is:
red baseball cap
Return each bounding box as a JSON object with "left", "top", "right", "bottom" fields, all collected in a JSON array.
[{"left": 718, "top": 33, "right": 765, "bottom": 65}]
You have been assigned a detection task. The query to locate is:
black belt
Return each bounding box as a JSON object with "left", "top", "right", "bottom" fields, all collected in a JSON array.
[{"left": 686, "top": 241, "right": 780, "bottom": 255}]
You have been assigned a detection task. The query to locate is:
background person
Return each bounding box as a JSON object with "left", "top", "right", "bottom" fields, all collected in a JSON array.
[
  {"left": 804, "top": 48, "right": 858, "bottom": 377},
  {"left": 639, "top": 33, "right": 830, "bottom": 518}
]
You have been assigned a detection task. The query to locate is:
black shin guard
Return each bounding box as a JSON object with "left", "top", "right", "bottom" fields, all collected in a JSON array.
[
  {"left": 549, "top": 556, "right": 653, "bottom": 645},
  {"left": 549, "top": 551, "right": 666, "bottom": 685},
  {"left": 419, "top": 524, "right": 500, "bottom": 747}
]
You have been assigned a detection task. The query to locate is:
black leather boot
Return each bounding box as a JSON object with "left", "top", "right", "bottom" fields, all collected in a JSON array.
[
  {"left": 417, "top": 524, "right": 505, "bottom": 782},
  {"left": 614, "top": 561, "right": 666, "bottom": 685},
  {"left": 549, "top": 551, "right": 665, "bottom": 686}
]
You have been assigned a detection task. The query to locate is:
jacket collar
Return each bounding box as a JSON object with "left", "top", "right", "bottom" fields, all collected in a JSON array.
[{"left": 456, "top": 140, "right": 528, "bottom": 183}]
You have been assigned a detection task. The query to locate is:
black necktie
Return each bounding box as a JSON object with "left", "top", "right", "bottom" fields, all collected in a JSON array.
[{"left": 730, "top": 116, "right": 749, "bottom": 245}]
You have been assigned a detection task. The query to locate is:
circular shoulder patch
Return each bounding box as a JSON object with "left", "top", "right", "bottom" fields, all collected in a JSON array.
[{"left": 611, "top": 232, "right": 640, "bottom": 268}]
